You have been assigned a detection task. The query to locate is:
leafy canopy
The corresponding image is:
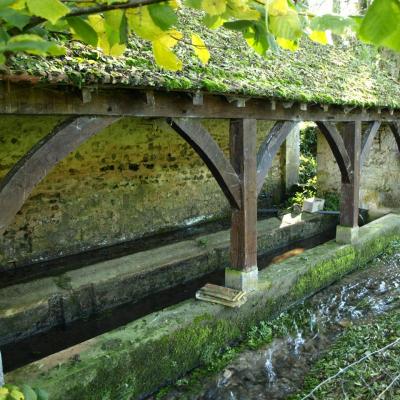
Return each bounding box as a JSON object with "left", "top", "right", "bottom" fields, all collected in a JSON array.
[{"left": 0, "top": 0, "right": 398, "bottom": 71}]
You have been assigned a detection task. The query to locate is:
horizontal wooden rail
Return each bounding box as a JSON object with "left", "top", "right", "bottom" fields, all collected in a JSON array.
[{"left": 1, "top": 84, "right": 399, "bottom": 122}]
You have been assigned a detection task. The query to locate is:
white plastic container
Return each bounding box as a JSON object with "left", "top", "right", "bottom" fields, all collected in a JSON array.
[{"left": 302, "top": 197, "right": 325, "bottom": 213}]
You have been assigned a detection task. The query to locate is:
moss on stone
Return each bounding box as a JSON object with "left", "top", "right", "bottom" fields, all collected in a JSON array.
[{"left": 6, "top": 215, "right": 400, "bottom": 400}]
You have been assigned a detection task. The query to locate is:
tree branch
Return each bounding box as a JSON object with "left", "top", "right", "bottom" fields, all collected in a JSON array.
[{"left": 16, "top": 0, "right": 166, "bottom": 34}]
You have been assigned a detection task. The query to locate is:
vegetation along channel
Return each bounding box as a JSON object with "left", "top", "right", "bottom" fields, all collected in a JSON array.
[{"left": 150, "top": 240, "right": 400, "bottom": 400}]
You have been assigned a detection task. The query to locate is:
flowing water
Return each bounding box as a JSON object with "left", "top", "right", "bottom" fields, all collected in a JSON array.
[{"left": 155, "top": 250, "right": 400, "bottom": 400}]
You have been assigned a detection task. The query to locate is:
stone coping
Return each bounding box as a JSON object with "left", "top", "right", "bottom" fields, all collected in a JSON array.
[
  {"left": 0, "top": 213, "right": 335, "bottom": 346},
  {"left": 5, "top": 214, "right": 400, "bottom": 400}
]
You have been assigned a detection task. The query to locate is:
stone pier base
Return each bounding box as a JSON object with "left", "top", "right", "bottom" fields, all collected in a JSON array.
[
  {"left": 225, "top": 268, "right": 258, "bottom": 292},
  {"left": 336, "top": 225, "right": 359, "bottom": 244}
]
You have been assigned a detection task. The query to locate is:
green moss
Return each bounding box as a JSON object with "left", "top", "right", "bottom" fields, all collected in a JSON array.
[
  {"left": 2, "top": 10, "right": 400, "bottom": 108},
  {"left": 7, "top": 218, "right": 400, "bottom": 400}
]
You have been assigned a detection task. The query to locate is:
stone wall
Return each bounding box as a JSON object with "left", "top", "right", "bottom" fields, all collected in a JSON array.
[
  {"left": 317, "top": 124, "right": 400, "bottom": 210},
  {"left": 0, "top": 117, "right": 281, "bottom": 269}
]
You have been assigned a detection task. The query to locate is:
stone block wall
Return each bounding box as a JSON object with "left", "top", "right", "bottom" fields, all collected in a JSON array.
[
  {"left": 317, "top": 124, "right": 400, "bottom": 210},
  {"left": 0, "top": 117, "right": 282, "bottom": 269}
]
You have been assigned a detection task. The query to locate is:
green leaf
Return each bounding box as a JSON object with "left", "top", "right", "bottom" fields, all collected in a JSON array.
[
  {"left": 152, "top": 30, "right": 182, "bottom": 70},
  {"left": 104, "top": 9, "right": 126, "bottom": 47},
  {"left": 0, "top": 0, "right": 16, "bottom": 10},
  {"left": 310, "top": 14, "right": 357, "bottom": 35},
  {"left": 34, "top": 388, "right": 49, "bottom": 400},
  {"left": 203, "top": 14, "right": 224, "bottom": 29},
  {"left": 21, "top": 385, "right": 38, "bottom": 400},
  {"left": 67, "top": 16, "right": 98, "bottom": 47},
  {"left": 0, "top": 26, "right": 10, "bottom": 41},
  {"left": 269, "top": 8, "right": 302, "bottom": 40},
  {"left": 223, "top": 19, "right": 254, "bottom": 31},
  {"left": 191, "top": 33, "right": 210, "bottom": 64},
  {"left": 126, "top": 6, "right": 165, "bottom": 41},
  {"left": 359, "top": 0, "right": 400, "bottom": 51},
  {"left": 26, "top": 0, "right": 69, "bottom": 24},
  {"left": 184, "top": 0, "right": 202, "bottom": 9},
  {"left": 202, "top": 0, "right": 226, "bottom": 16},
  {"left": 6, "top": 33, "right": 65, "bottom": 55},
  {"left": 243, "top": 24, "right": 269, "bottom": 56},
  {"left": 148, "top": 2, "right": 177, "bottom": 30},
  {"left": 0, "top": 8, "right": 31, "bottom": 30}
]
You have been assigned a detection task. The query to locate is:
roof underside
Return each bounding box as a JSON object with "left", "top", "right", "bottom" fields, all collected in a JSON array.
[{"left": 2, "top": 10, "right": 400, "bottom": 109}]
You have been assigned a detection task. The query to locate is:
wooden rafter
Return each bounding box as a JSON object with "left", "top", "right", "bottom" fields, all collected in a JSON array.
[
  {"left": 256, "top": 121, "right": 297, "bottom": 195},
  {"left": 168, "top": 118, "right": 241, "bottom": 209},
  {"left": 0, "top": 116, "right": 119, "bottom": 235},
  {"left": 1, "top": 84, "right": 399, "bottom": 122},
  {"left": 360, "top": 121, "right": 381, "bottom": 167},
  {"left": 316, "top": 121, "right": 352, "bottom": 183}
]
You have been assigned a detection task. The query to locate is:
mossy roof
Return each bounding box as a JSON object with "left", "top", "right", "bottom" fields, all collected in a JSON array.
[{"left": 2, "top": 10, "right": 400, "bottom": 108}]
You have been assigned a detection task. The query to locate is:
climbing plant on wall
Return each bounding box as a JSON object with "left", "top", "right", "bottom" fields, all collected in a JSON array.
[{"left": 0, "top": 0, "right": 398, "bottom": 70}]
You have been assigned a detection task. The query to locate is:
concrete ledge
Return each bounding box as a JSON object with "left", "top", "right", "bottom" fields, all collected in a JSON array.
[
  {"left": 0, "top": 213, "right": 336, "bottom": 346},
  {"left": 6, "top": 214, "right": 400, "bottom": 400}
]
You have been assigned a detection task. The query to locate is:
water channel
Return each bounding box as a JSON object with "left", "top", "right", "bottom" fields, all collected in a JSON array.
[{"left": 150, "top": 245, "right": 400, "bottom": 399}]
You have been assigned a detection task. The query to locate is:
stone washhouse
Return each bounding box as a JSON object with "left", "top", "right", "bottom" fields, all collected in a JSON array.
[{"left": 1, "top": 10, "right": 400, "bottom": 399}]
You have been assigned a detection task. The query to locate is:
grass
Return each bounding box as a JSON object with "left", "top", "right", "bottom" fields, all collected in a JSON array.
[{"left": 290, "top": 310, "right": 400, "bottom": 400}]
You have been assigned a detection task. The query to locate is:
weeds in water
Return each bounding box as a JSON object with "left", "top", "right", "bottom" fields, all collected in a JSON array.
[{"left": 247, "top": 321, "right": 273, "bottom": 349}]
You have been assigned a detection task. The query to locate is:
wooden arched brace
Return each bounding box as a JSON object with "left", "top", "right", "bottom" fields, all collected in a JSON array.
[
  {"left": 256, "top": 121, "right": 298, "bottom": 195},
  {"left": 389, "top": 121, "right": 400, "bottom": 153},
  {"left": 168, "top": 118, "right": 242, "bottom": 209},
  {"left": 316, "top": 121, "right": 352, "bottom": 183},
  {"left": 360, "top": 121, "right": 381, "bottom": 167},
  {"left": 0, "top": 116, "right": 119, "bottom": 235}
]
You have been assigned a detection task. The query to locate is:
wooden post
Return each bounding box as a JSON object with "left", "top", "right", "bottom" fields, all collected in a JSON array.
[
  {"left": 225, "top": 119, "right": 258, "bottom": 291},
  {"left": 337, "top": 121, "right": 361, "bottom": 244}
]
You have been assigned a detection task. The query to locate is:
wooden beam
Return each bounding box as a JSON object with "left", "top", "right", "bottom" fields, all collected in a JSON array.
[
  {"left": 340, "top": 121, "right": 361, "bottom": 228},
  {"left": 360, "top": 121, "right": 381, "bottom": 167},
  {"left": 0, "top": 84, "right": 399, "bottom": 122},
  {"left": 0, "top": 116, "right": 119, "bottom": 235},
  {"left": 389, "top": 121, "right": 400, "bottom": 153},
  {"left": 168, "top": 118, "right": 241, "bottom": 209},
  {"left": 256, "top": 121, "right": 297, "bottom": 195},
  {"left": 229, "top": 119, "right": 257, "bottom": 272},
  {"left": 316, "top": 121, "right": 352, "bottom": 183}
]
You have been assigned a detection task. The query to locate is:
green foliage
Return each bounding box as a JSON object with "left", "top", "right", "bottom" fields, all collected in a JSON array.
[
  {"left": 246, "top": 321, "right": 273, "bottom": 349},
  {"left": 322, "top": 191, "right": 340, "bottom": 211},
  {"left": 0, "top": 0, "right": 398, "bottom": 71},
  {"left": 291, "top": 310, "right": 400, "bottom": 399},
  {"left": 0, "top": 385, "right": 48, "bottom": 400}
]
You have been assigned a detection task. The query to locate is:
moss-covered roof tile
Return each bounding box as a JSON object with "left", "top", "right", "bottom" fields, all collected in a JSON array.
[{"left": 1, "top": 10, "right": 400, "bottom": 108}]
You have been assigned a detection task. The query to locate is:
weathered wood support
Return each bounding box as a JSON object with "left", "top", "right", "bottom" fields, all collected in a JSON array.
[
  {"left": 167, "top": 118, "right": 241, "bottom": 209},
  {"left": 316, "top": 121, "right": 352, "bottom": 183},
  {"left": 225, "top": 119, "right": 258, "bottom": 291},
  {"left": 360, "top": 121, "right": 381, "bottom": 167},
  {"left": 256, "top": 121, "right": 298, "bottom": 195},
  {"left": 389, "top": 121, "right": 400, "bottom": 153},
  {"left": 0, "top": 116, "right": 119, "bottom": 235},
  {"left": 337, "top": 121, "right": 362, "bottom": 244}
]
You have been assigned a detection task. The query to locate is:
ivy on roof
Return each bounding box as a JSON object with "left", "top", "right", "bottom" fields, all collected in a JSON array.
[{"left": 2, "top": 10, "right": 400, "bottom": 108}]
